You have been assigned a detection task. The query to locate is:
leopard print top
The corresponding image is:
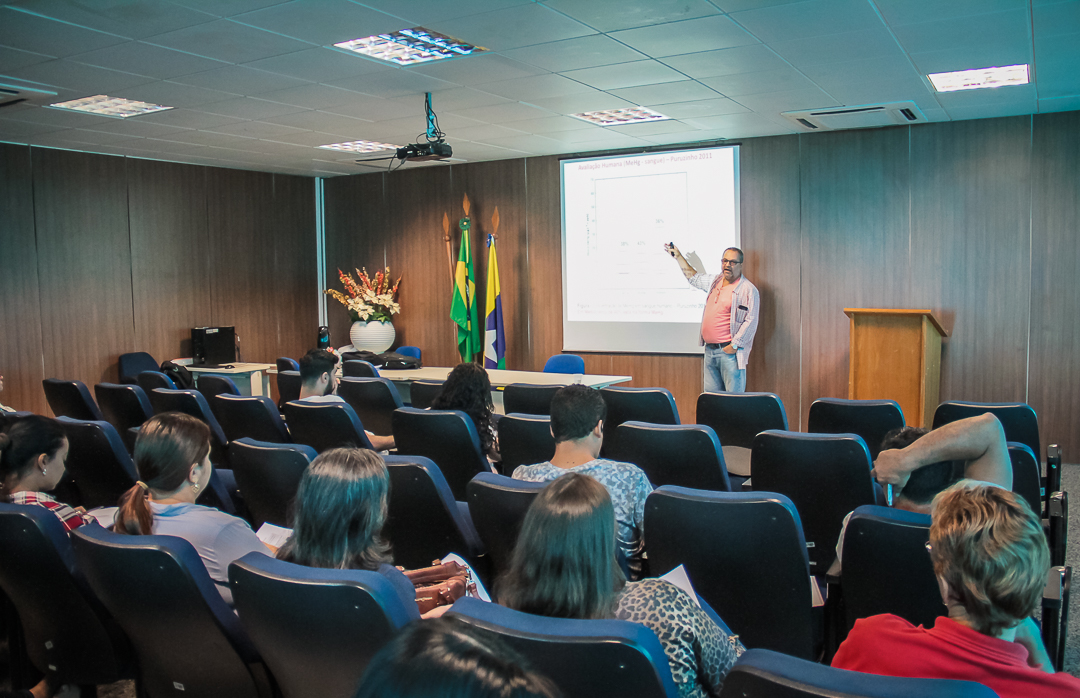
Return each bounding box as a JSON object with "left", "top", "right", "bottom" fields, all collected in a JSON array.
[{"left": 615, "top": 579, "right": 745, "bottom": 698}]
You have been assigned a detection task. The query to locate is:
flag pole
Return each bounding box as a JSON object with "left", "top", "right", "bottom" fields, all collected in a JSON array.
[{"left": 442, "top": 212, "right": 453, "bottom": 287}]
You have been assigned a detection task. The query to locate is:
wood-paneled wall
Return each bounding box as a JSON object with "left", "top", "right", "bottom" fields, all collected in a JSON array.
[
  {"left": 324, "top": 111, "right": 1080, "bottom": 456},
  {"left": 0, "top": 145, "right": 316, "bottom": 415}
]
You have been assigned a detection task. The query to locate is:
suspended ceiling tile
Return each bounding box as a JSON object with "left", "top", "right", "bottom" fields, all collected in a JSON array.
[
  {"left": 127, "top": 107, "right": 247, "bottom": 129},
  {"left": 474, "top": 133, "right": 566, "bottom": 153},
  {"left": 875, "top": 0, "right": 1030, "bottom": 27},
  {"left": 908, "top": 44, "right": 1033, "bottom": 76},
  {"left": 0, "top": 9, "right": 124, "bottom": 58},
  {"left": 561, "top": 60, "right": 688, "bottom": 90},
  {"left": 427, "top": 4, "right": 596, "bottom": 51},
  {"left": 119, "top": 80, "right": 240, "bottom": 108},
  {"left": 505, "top": 114, "right": 598, "bottom": 133},
  {"left": 656, "top": 98, "right": 751, "bottom": 119},
  {"left": 198, "top": 96, "right": 310, "bottom": 119},
  {"left": 407, "top": 54, "right": 547, "bottom": 86},
  {"left": 67, "top": 41, "right": 229, "bottom": 81},
  {"left": 475, "top": 73, "right": 596, "bottom": 101},
  {"left": 543, "top": 0, "right": 721, "bottom": 33},
  {"left": 232, "top": 0, "right": 407, "bottom": 45},
  {"left": 146, "top": 19, "right": 315, "bottom": 64},
  {"left": 398, "top": 86, "right": 512, "bottom": 112},
  {"left": 769, "top": 27, "right": 909, "bottom": 68},
  {"left": 659, "top": 44, "right": 790, "bottom": 80},
  {"left": 732, "top": 87, "right": 841, "bottom": 114},
  {"left": 891, "top": 9, "right": 1031, "bottom": 56},
  {"left": 255, "top": 83, "right": 375, "bottom": 109},
  {"left": 1038, "top": 94, "right": 1080, "bottom": 112},
  {"left": 242, "top": 47, "right": 391, "bottom": 82},
  {"left": 609, "top": 81, "right": 721, "bottom": 106},
  {"left": 700, "top": 66, "right": 817, "bottom": 97},
  {"left": 174, "top": 66, "right": 310, "bottom": 95},
  {"left": 326, "top": 70, "right": 457, "bottom": 99},
  {"left": 0, "top": 46, "right": 56, "bottom": 72},
  {"left": 0, "top": 116, "right": 67, "bottom": 136},
  {"left": 358, "top": 0, "right": 533, "bottom": 26},
  {"left": 606, "top": 119, "right": 699, "bottom": 136},
  {"left": 501, "top": 35, "right": 647, "bottom": 73},
  {"left": 525, "top": 91, "right": 636, "bottom": 114},
  {"left": 729, "top": 0, "right": 884, "bottom": 44},
  {"left": 207, "top": 119, "right": 311, "bottom": 138},
  {"left": 609, "top": 15, "right": 759, "bottom": 58},
  {"left": 449, "top": 101, "right": 557, "bottom": 124},
  {"left": 6, "top": 0, "right": 216, "bottom": 39},
  {"left": 5, "top": 59, "right": 155, "bottom": 94}
]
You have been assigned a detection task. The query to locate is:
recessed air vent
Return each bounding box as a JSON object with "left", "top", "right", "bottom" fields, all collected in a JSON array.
[{"left": 782, "top": 101, "right": 928, "bottom": 131}]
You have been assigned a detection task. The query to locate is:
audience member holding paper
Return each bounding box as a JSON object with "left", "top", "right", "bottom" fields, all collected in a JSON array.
[
  {"left": 114, "top": 413, "right": 270, "bottom": 605},
  {"left": 498, "top": 474, "right": 744, "bottom": 698}
]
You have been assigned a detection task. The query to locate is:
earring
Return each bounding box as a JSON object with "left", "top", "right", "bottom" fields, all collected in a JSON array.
[
  {"left": 191, "top": 482, "right": 200, "bottom": 493},
  {"left": 41, "top": 468, "right": 47, "bottom": 476}
]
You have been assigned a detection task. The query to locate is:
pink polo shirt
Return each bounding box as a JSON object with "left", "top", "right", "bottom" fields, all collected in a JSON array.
[{"left": 701, "top": 280, "right": 735, "bottom": 344}]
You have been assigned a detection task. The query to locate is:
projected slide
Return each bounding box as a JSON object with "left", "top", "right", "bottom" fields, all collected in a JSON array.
[{"left": 562, "top": 146, "right": 739, "bottom": 354}]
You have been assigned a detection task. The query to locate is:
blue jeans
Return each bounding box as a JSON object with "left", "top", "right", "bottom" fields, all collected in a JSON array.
[{"left": 704, "top": 345, "right": 746, "bottom": 393}]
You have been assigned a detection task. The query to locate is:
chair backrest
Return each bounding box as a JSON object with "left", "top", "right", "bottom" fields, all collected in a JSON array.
[
  {"left": 229, "top": 553, "right": 415, "bottom": 698},
  {"left": 840, "top": 505, "right": 940, "bottom": 634},
  {"left": 198, "top": 374, "right": 241, "bottom": 404},
  {"left": 71, "top": 525, "right": 269, "bottom": 698},
  {"left": 720, "top": 648, "right": 998, "bottom": 698},
  {"left": 215, "top": 394, "right": 291, "bottom": 444},
  {"left": 275, "top": 357, "right": 300, "bottom": 373},
  {"left": 542, "top": 354, "right": 585, "bottom": 374},
  {"left": 610, "top": 422, "right": 731, "bottom": 491},
  {"left": 342, "top": 360, "right": 379, "bottom": 378},
  {"left": 599, "top": 387, "right": 680, "bottom": 457},
  {"left": 449, "top": 596, "right": 678, "bottom": 698},
  {"left": 396, "top": 345, "right": 421, "bottom": 360},
  {"left": 148, "top": 388, "right": 229, "bottom": 460},
  {"left": 94, "top": 382, "right": 153, "bottom": 444},
  {"left": 695, "top": 392, "right": 788, "bottom": 449},
  {"left": 392, "top": 407, "right": 492, "bottom": 501},
  {"left": 136, "top": 370, "right": 176, "bottom": 394},
  {"left": 0, "top": 504, "right": 132, "bottom": 685},
  {"left": 933, "top": 401, "right": 1040, "bottom": 459},
  {"left": 229, "top": 438, "right": 316, "bottom": 528},
  {"left": 275, "top": 370, "right": 302, "bottom": 408},
  {"left": 751, "top": 430, "right": 877, "bottom": 572},
  {"left": 498, "top": 413, "right": 557, "bottom": 472},
  {"left": 503, "top": 383, "right": 562, "bottom": 416},
  {"left": 383, "top": 456, "right": 484, "bottom": 570},
  {"left": 56, "top": 417, "right": 138, "bottom": 509},
  {"left": 1007, "top": 442, "right": 1043, "bottom": 515},
  {"left": 118, "top": 352, "right": 158, "bottom": 384},
  {"left": 808, "top": 398, "right": 906, "bottom": 461},
  {"left": 466, "top": 472, "right": 547, "bottom": 581},
  {"left": 42, "top": 378, "right": 104, "bottom": 421},
  {"left": 281, "top": 400, "right": 374, "bottom": 452},
  {"left": 408, "top": 379, "right": 444, "bottom": 409},
  {"left": 337, "top": 377, "right": 404, "bottom": 436},
  {"left": 645, "top": 487, "right": 816, "bottom": 659}
]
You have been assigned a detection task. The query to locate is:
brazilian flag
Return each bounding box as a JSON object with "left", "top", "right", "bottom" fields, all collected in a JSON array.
[{"left": 451, "top": 217, "right": 480, "bottom": 362}]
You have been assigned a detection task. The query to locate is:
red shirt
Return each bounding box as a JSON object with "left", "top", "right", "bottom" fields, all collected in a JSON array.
[{"left": 833, "top": 615, "right": 1080, "bottom": 698}]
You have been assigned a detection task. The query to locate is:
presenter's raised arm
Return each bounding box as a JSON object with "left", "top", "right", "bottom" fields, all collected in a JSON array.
[{"left": 664, "top": 243, "right": 698, "bottom": 281}]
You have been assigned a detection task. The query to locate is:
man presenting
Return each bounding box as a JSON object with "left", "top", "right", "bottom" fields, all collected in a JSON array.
[{"left": 665, "top": 244, "right": 759, "bottom": 393}]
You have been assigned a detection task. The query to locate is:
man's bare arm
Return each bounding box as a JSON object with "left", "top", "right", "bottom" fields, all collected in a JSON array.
[
  {"left": 663, "top": 243, "right": 698, "bottom": 280},
  {"left": 873, "top": 414, "right": 1012, "bottom": 490}
]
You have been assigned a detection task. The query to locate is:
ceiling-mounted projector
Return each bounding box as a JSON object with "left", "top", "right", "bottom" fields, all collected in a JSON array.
[{"left": 396, "top": 141, "right": 452, "bottom": 161}]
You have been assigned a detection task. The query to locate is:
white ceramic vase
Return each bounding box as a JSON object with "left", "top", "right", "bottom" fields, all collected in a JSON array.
[{"left": 350, "top": 320, "right": 396, "bottom": 353}]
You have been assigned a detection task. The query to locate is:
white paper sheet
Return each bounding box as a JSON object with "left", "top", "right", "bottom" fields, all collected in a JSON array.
[{"left": 660, "top": 564, "right": 701, "bottom": 607}]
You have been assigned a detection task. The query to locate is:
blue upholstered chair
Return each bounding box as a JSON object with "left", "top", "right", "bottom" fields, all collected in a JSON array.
[
  {"left": 281, "top": 400, "right": 374, "bottom": 452},
  {"left": 197, "top": 374, "right": 241, "bottom": 409},
  {"left": 695, "top": 391, "right": 788, "bottom": 479},
  {"left": 229, "top": 552, "right": 415, "bottom": 698},
  {"left": 118, "top": 351, "right": 158, "bottom": 385},
  {"left": 396, "top": 345, "right": 421, "bottom": 360},
  {"left": 229, "top": 438, "right": 316, "bottom": 529},
  {"left": 465, "top": 472, "right": 547, "bottom": 582},
  {"left": 94, "top": 382, "right": 153, "bottom": 453},
  {"left": 56, "top": 417, "right": 138, "bottom": 510},
  {"left": 337, "top": 376, "right": 404, "bottom": 436},
  {"left": 42, "top": 378, "right": 103, "bottom": 421},
  {"left": 645, "top": 487, "right": 817, "bottom": 660},
  {"left": 542, "top": 354, "right": 585, "bottom": 374},
  {"left": 72, "top": 525, "right": 274, "bottom": 698},
  {"left": 342, "top": 360, "right": 380, "bottom": 378},
  {"left": 498, "top": 413, "right": 557, "bottom": 472},
  {"left": 392, "top": 407, "right": 494, "bottom": 501},
  {"left": 610, "top": 422, "right": 731, "bottom": 491},
  {"left": 719, "top": 649, "right": 997, "bottom": 698},
  {"left": 383, "top": 455, "right": 484, "bottom": 571},
  {"left": 407, "top": 379, "right": 444, "bottom": 409},
  {"left": 275, "top": 357, "right": 300, "bottom": 373},
  {"left": 275, "top": 370, "right": 302, "bottom": 409},
  {"left": 148, "top": 388, "right": 230, "bottom": 461},
  {"left": 503, "top": 383, "right": 561, "bottom": 416},
  {"left": 599, "top": 386, "right": 680, "bottom": 458},
  {"left": 0, "top": 504, "right": 134, "bottom": 690},
  {"left": 751, "top": 430, "right": 877, "bottom": 573},
  {"left": 214, "top": 394, "right": 291, "bottom": 444},
  {"left": 808, "top": 397, "right": 906, "bottom": 460},
  {"left": 136, "top": 370, "right": 176, "bottom": 394},
  {"left": 450, "top": 596, "right": 678, "bottom": 698}
]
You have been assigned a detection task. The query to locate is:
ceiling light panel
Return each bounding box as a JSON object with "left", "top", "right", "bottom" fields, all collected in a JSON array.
[
  {"left": 318, "top": 140, "right": 401, "bottom": 153},
  {"left": 927, "top": 64, "right": 1029, "bottom": 92},
  {"left": 334, "top": 28, "right": 486, "bottom": 65},
  {"left": 571, "top": 106, "right": 670, "bottom": 126},
  {"left": 48, "top": 95, "right": 173, "bottom": 118}
]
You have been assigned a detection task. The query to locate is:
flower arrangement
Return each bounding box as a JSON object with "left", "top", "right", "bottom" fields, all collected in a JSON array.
[{"left": 326, "top": 267, "right": 401, "bottom": 323}]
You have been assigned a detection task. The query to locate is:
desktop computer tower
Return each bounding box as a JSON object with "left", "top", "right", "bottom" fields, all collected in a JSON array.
[{"left": 191, "top": 326, "right": 236, "bottom": 366}]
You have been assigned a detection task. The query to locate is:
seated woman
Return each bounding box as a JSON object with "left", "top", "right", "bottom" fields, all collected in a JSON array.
[
  {"left": 354, "top": 616, "right": 560, "bottom": 698},
  {"left": 832, "top": 482, "right": 1080, "bottom": 698},
  {"left": 0, "top": 415, "right": 93, "bottom": 532},
  {"left": 431, "top": 362, "right": 500, "bottom": 463},
  {"left": 275, "top": 447, "right": 420, "bottom": 618},
  {"left": 498, "top": 474, "right": 744, "bottom": 698},
  {"left": 114, "top": 412, "right": 269, "bottom": 605}
]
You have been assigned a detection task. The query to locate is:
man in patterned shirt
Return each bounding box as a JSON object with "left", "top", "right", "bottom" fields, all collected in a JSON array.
[{"left": 512, "top": 385, "right": 653, "bottom": 577}]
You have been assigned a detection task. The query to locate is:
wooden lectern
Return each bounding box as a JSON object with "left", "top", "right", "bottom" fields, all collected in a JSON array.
[{"left": 844, "top": 309, "right": 948, "bottom": 428}]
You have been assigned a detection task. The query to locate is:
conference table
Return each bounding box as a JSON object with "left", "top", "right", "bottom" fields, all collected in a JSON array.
[{"left": 374, "top": 367, "right": 632, "bottom": 413}]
